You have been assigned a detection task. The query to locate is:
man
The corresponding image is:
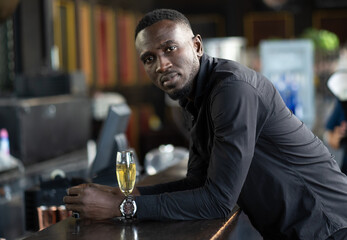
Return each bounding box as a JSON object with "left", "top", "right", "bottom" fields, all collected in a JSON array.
[{"left": 64, "top": 9, "right": 347, "bottom": 239}]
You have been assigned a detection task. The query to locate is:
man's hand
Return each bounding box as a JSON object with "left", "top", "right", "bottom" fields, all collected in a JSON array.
[{"left": 63, "top": 183, "right": 139, "bottom": 220}]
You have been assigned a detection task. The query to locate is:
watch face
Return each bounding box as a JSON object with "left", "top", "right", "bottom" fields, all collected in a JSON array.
[
  {"left": 120, "top": 196, "right": 137, "bottom": 218},
  {"left": 123, "top": 201, "right": 134, "bottom": 215}
]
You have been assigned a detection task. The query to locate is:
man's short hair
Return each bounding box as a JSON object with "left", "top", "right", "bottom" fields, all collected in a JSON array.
[{"left": 135, "top": 9, "right": 192, "bottom": 40}]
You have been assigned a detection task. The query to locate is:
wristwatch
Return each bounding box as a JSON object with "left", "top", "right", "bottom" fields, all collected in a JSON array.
[{"left": 120, "top": 196, "right": 137, "bottom": 219}]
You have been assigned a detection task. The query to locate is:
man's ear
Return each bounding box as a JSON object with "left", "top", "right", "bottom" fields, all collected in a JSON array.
[{"left": 193, "top": 34, "right": 203, "bottom": 58}]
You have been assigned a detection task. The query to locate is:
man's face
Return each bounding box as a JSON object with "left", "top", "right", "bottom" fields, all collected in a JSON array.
[{"left": 135, "top": 20, "right": 203, "bottom": 100}]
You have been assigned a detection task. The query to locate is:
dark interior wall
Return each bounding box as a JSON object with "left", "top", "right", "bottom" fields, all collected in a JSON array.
[{"left": 146, "top": 0, "right": 346, "bottom": 39}]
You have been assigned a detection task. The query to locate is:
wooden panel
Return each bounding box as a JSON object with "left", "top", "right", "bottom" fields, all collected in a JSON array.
[
  {"left": 188, "top": 14, "right": 226, "bottom": 38},
  {"left": 313, "top": 10, "right": 347, "bottom": 45},
  {"left": 244, "top": 11, "right": 294, "bottom": 47}
]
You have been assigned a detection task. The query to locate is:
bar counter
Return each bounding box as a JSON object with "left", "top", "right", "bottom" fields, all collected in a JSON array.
[{"left": 23, "top": 159, "right": 241, "bottom": 240}]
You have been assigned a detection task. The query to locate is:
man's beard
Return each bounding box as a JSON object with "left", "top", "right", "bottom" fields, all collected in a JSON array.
[
  {"left": 168, "top": 56, "right": 199, "bottom": 101},
  {"left": 168, "top": 79, "right": 193, "bottom": 101}
]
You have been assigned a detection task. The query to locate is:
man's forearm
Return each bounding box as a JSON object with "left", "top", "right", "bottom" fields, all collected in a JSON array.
[{"left": 137, "top": 176, "right": 203, "bottom": 195}]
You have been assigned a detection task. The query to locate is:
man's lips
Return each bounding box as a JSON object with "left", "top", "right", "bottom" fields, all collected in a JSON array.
[{"left": 160, "top": 72, "right": 179, "bottom": 87}]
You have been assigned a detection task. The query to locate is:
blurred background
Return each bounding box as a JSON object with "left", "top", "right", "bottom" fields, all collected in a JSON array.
[
  {"left": 1, "top": 0, "right": 345, "bottom": 163},
  {"left": 0, "top": 0, "right": 346, "bottom": 238}
]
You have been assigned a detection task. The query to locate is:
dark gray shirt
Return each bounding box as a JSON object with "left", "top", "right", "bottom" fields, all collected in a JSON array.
[{"left": 136, "top": 54, "right": 347, "bottom": 239}]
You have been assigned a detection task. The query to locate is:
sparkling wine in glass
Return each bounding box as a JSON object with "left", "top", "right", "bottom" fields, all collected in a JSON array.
[{"left": 116, "top": 150, "right": 136, "bottom": 196}]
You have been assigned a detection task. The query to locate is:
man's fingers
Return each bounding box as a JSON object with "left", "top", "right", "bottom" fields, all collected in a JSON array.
[
  {"left": 65, "top": 203, "right": 83, "bottom": 213},
  {"left": 65, "top": 204, "right": 89, "bottom": 219},
  {"left": 66, "top": 184, "right": 87, "bottom": 196},
  {"left": 63, "top": 195, "right": 81, "bottom": 204},
  {"left": 67, "top": 183, "right": 98, "bottom": 194},
  {"left": 66, "top": 188, "right": 79, "bottom": 196}
]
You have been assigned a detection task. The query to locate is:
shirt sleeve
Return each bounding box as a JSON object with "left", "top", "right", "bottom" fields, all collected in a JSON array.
[
  {"left": 137, "top": 173, "right": 204, "bottom": 195},
  {"left": 136, "top": 80, "right": 260, "bottom": 220}
]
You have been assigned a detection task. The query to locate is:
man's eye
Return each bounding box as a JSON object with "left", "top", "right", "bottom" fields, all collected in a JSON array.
[
  {"left": 166, "top": 46, "right": 177, "bottom": 52},
  {"left": 144, "top": 56, "right": 154, "bottom": 64}
]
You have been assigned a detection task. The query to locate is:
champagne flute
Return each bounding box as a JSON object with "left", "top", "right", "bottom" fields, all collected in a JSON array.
[{"left": 116, "top": 150, "right": 136, "bottom": 197}]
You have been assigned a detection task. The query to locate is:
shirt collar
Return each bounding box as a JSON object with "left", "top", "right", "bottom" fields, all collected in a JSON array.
[{"left": 180, "top": 54, "right": 215, "bottom": 112}]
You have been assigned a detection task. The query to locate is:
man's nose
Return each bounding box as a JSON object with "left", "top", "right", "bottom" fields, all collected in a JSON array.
[{"left": 156, "top": 56, "right": 172, "bottom": 73}]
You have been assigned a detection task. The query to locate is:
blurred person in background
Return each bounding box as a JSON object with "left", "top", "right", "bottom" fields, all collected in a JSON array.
[{"left": 325, "top": 43, "right": 347, "bottom": 174}]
